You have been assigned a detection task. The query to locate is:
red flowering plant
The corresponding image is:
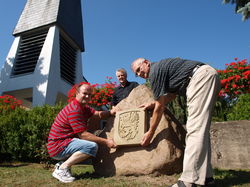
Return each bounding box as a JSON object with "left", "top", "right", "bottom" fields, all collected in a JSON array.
[
  {"left": 67, "top": 77, "right": 118, "bottom": 109},
  {"left": 0, "top": 95, "right": 22, "bottom": 113},
  {"left": 217, "top": 58, "right": 250, "bottom": 100}
]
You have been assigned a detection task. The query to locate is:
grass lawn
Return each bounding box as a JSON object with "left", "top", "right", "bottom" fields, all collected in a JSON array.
[{"left": 0, "top": 163, "right": 250, "bottom": 187}]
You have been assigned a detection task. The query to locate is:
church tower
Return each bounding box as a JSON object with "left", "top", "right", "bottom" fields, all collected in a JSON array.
[{"left": 0, "top": 0, "right": 86, "bottom": 108}]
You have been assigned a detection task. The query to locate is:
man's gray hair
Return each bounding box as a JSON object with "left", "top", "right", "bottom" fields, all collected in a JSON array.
[
  {"left": 116, "top": 68, "right": 127, "bottom": 76},
  {"left": 131, "top": 58, "right": 146, "bottom": 72}
]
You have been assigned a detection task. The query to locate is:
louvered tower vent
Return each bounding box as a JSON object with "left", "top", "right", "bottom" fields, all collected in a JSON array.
[
  {"left": 11, "top": 29, "right": 48, "bottom": 76},
  {"left": 60, "top": 33, "right": 77, "bottom": 85}
]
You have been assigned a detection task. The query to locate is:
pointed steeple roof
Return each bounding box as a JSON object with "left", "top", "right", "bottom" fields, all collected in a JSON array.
[{"left": 13, "top": 0, "right": 84, "bottom": 51}]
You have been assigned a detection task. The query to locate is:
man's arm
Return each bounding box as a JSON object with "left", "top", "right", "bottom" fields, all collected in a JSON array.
[
  {"left": 83, "top": 108, "right": 117, "bottom": 148},
  {"left": 92, "top": 108, "right": 116, "bottom": 119},
  {"left": 141, "top": 93, "right": 176, "bottom": 146},
  {"left": 78, "top": 131, "right": 117, "bottom": 148}
]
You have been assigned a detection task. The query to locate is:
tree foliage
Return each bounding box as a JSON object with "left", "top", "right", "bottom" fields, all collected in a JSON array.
[
  {"left": 223, "top": 0, "right": 250, "bottom": 20},
  {"left": 227, "top": 93, "right": 250, "bottom": 120}
]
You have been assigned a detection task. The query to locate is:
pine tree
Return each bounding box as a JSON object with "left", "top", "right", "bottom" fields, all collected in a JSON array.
[{"left": 223, "top": 0, "right": 250, "bottom": 21}]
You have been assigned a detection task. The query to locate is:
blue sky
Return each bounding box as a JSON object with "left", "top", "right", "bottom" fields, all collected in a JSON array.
[{"left": 0, "top": 0, "right": 249, "bottom": 85}]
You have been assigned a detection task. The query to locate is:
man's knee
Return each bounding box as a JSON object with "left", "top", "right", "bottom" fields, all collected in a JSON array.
[
  {"left": 88, "top": 141, "right": 98, "bottom": 153},
  {"left": 75, "top": 140, "right": 98, "bottom": 157}
]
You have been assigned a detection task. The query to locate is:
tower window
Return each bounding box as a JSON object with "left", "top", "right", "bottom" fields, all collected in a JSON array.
[
  {"left": 59, "top": 33, "right": 77, "bottom": 85},
  {"left": 11, "top": 29, "right": 48, "bottom": 76}
]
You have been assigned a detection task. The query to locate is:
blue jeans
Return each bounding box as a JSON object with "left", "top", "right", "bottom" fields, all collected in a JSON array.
[{"left": 52, "top": 138, "right": 98, "bottom": 160}]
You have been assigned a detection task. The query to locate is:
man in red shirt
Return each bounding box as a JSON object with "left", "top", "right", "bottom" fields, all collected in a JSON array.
[{"left": 47, "top": 83, "right": 117, "bottom": 183}]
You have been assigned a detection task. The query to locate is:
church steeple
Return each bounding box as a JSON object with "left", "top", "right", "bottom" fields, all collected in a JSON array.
[
  {"left": 0, "top": 0, "right": 85, "bottom": 108},
  {"left": 13, "top": 0, "right": 84, "bottom": 51}
]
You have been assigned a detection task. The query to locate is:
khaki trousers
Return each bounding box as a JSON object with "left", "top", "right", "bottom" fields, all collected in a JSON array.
[{"left": 179, "top": 65, "right": 221, "bottom": 185}]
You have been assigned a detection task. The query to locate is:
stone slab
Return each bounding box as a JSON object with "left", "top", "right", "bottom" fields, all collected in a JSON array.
[{"left": 114, "top": 108, "right": 147, "bottom": 146}]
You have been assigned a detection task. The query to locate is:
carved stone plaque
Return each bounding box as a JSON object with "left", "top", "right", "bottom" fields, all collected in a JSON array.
[{"left": 114, "top": 109, "right": 147, "bottom": 146}]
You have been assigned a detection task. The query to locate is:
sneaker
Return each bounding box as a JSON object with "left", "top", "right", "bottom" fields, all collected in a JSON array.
[
  {"left": 54, "top": 161, "right": 63, "bottom": 169},
  {"left": 52, "top": 167, "right": 75, "bottom": 183}
]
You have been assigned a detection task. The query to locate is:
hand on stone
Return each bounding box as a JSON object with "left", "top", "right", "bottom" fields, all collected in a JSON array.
[
  {"left": 110, "top": 106, "right": 122, "bottom": 116},
  {"left": 141, "top": 130, "right": 154, "bottom": 147},
  {"left": 106, "top": 138, "right": 117, "bottom": 148},
  {"left": 110, "top": 108, "right": 116, "bottom": 116},
  {"left": 139, "top": 102, "right": 155, "bottom": 111}
]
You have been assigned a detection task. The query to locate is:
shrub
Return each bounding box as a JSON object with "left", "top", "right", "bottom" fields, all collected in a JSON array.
[
  {"left": 22, "top": 104, "right": 64, "bottom": 163},
  {"left": 0, "top": 104, "right": 64, "bottom": 163},
  {"left": 0, "top": 108, "right": 27, "bottom": 161},
  {"left": 227, "top": 94, "right": 250, "bottom": 120},
  {"left": 213, "top": 58, "right": 250, "bottom": 121},
  {"left": 217, "top": 58, "right": 250, "bottom": 100}
]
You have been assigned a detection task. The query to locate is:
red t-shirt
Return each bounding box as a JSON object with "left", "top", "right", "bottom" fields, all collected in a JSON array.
[{"left": 47, "top": 99, "right": 95, "bottom": 157}]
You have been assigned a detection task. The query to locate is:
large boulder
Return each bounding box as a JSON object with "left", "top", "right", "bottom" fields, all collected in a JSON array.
[
  {"left": 210, "top": 120, "right": 250, "bottom": 169},
  {"left": 92, "top": 85, "right": 186, "bottom": 176}
]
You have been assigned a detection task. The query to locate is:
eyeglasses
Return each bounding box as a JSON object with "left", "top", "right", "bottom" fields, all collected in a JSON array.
[{"left": 134, "top": 63, "right": 143, "bottom": 77}]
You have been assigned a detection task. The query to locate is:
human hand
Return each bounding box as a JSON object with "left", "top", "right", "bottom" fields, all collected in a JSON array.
[
  {"left": 110, "top": 108, "right": 116, "bottom": 116},
  {"left": 141, "top": 130, "right": 154, "bottom": 147},
  {"left": 110, "top": 107, "right": 120, "bottom": 116},
  {"left": 139, "top": 102, "right": 155, "bottom": 111},
  {"left": 110, "top": 106, "right": 121, "bottom": 116},
  {"left": 106, "top": 138, "right": 117, "bottom": 148}
]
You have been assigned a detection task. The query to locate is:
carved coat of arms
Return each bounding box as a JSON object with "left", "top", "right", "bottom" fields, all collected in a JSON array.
[{"left": 114, "top": 109, "right": 146, "bottom": 146}]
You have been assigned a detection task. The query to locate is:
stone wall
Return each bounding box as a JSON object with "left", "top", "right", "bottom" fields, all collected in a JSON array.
[{"left": 210, "top": 120, "right": 250, "bottom": 170}]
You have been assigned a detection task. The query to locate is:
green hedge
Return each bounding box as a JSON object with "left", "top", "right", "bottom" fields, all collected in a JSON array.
[
  {"left": 227, "top": 94, "right": 250, "bottom": 120},
  {"left": 0, "top": 104, "right": 64, "bottom": 163}
]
